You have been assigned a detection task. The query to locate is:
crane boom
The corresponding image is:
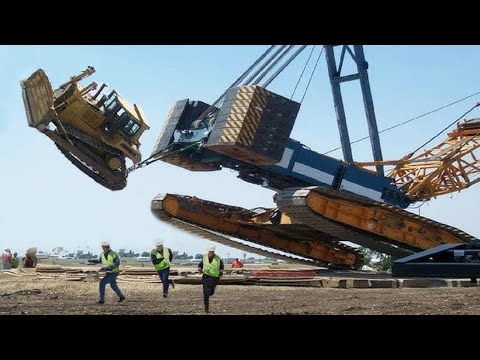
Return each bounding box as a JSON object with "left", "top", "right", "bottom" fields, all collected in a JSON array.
[{"left": 355, "top": 118, "right": 480, "bottom": 201}]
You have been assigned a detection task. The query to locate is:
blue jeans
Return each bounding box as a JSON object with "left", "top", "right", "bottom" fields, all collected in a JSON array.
[
  {"left": 99, "top": 273, "right": 124, "bottom": 301},
  {"left": 157, "top": 267, "right": 174, "bottom": 296}
]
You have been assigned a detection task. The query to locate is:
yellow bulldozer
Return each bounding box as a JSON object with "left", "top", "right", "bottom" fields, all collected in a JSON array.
[{"left": 21, "top": 66, "right": 150, "bottom": 190}]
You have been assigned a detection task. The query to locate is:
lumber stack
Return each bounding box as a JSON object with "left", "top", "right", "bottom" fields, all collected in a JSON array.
[{"left": 246, "top": 269, "right": 321, "bottom": 286}]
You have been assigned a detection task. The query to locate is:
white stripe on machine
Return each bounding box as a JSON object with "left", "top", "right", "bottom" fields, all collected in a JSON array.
[
  {"left": 276, "top": 148, "right": 294, "bottom": 169},
  {"left": 340, "top": 180, "right": 384, "bottom": 202},
  {"left": 292, "top": 162, "right": 334, "bottom": 185}
]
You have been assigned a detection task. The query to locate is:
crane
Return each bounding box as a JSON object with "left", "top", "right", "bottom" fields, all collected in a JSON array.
[{"left": 145, "top": 45, "right": 480, "bottom": 268}]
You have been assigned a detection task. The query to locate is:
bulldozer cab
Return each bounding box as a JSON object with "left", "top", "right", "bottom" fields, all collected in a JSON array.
[{"left": 101, "top": 92, "right": 149, "bottom": 143}]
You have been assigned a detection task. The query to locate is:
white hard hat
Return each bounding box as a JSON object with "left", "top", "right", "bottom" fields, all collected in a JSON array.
[
  {"left": 155, "top": 239, "right": 163, "bottom": 246},
  {"left": 101, "top": 241, "right": 110, "bottom": 247},
  {"left": 207, "top": 244, "right": 216, "bottom": 252}
]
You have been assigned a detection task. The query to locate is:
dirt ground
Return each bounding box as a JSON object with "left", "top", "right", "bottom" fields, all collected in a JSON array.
[{"left": 1, "top": 274, "right": 480, "bottom": 315}]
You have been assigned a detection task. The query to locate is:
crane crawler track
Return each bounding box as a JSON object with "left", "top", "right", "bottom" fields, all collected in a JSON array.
[
  {"left": 151, "top": 194, "right": 362, "bottom": 268},
  {"left": 276, "top": 187, "right": 477, "bottom": 254}
]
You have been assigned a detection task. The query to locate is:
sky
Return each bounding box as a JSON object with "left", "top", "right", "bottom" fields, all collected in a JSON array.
[{"left": 1, "top": 45, "right": 480, "bottom": 259}]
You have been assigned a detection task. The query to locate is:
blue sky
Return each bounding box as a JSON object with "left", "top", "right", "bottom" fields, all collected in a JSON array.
[{"left": 1, "top": 45, "right": 479, "bottom": 258}]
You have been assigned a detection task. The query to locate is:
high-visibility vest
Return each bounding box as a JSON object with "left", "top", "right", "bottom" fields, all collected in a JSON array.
[
  {"left": 101, "top": 250, "right": 120, "bottom": 273},
  {"left": 202, "top": 254, "right": 221, "bottom": 278},
  {"left": 151, "top": 247, "right": 171, "bottom": 271}
]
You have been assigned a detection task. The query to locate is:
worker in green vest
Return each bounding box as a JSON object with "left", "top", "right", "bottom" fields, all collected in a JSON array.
[
  {"left": 150, "top": 239, "right": 175, "bottom": 298},
  {"left": 198, "top": 244, "right": 224, "bottom": 313},
  {"left": 11, "top": 252, "right": 19, "bottom": 269},
  {"left": 98, "top": 241, "right": 125, "bottom": 304}
]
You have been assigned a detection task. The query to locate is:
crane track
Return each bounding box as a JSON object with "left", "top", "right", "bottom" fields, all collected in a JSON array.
[
  {"left": 151, "top": 195, "right": 339, "bottom": 267},
  {"left": 317, "top": 187, "right": 478, "bottom": 244},
  {"left": 276, "top": 187, "right": 478, "bottom": 254},
  {"left": 173, "top": 194, "right": 361, "bottom": 260},
  {"left": 276, "top": 188, "right": 413, "bottom": 257}
]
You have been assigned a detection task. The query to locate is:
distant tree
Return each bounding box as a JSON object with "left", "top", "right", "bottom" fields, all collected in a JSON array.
[
  {"left": 128, "top": 250, "right": 137, "bottom": 257},
  {"left": 358, "top": 248, "right": 394, "bottom": 272},
  {"left": 195, "top": 253, "right": 203, "bottom": 259},
  {"left": 358, "top": 248, "right": 375, "bottom": 267},
  {"left": 174, "top": 252, "right": 191, "bottom": 260},
  {"left": 75, "top": 250, "right": 94, "bottom": 259},
  {"left": 141, "top": 251, "right": 150, "bottom": 257},
  {"left": 52, "top": 246, "right": 64, "bottom": 254},
  {"left": 377, "top": 254, "right": 393, "bottom": 272},
  {"left": 118, "top": 249, "right": 126, "bottom": 257}
]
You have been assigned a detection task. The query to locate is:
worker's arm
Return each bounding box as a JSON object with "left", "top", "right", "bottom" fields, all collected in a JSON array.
[
  {"left": 151, "top": 252, "right": 162, "bottom": 265},
  {"left": 219, "top": 259, "right": 224, "bottom": 276},
  {"left": 198, "top": 260, "right": 203, "bottom": 273},
  {"left": 169, "top": 248, "right": 173, "bottom": 262},
  {"left": 90, "top": 255, "right": 102, "bottom": 264}
]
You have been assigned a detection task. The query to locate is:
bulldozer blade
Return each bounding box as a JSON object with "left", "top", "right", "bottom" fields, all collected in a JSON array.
[{"left": 20, "top": 69, "right": 55, "bottom": 131}]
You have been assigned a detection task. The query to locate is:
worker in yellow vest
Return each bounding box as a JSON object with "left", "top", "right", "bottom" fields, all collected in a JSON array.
[
  {"left": 150, "top": 239, "right": 175, "bottom": 298},
  {"left": 198, "top": 244, "right": 224, "bottom": 313},
  {"left": 98, "top": 241, "right": 125, "bottom": 304}
]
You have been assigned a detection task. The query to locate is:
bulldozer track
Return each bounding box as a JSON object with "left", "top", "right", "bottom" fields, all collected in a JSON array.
[
  {"left": 275, "top": 187, "right": 477, "bottom": 254},
  {"left": 63, "top": 124, "right": 125, "bottom": 158},
  {"left": 151, "top": 195, "right": 341, "bottom": 267},
  {"left": 48, "top": 126, "right": 127, "bottom": 191}
]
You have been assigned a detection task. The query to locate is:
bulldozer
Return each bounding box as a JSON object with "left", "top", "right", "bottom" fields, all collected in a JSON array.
[{"left": 21, "top": 66, "right": 150, "bottom": 190}]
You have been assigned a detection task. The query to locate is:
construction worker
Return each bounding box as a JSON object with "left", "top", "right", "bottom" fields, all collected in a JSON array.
[
  {"left": 150, "top": 239, "right": 175, "bottom": 298},
  {"left": 1, "top": 249, "right": 12, "bottom": 270},
  {"left": 98, "top": 241, "right": 125, "bottom": 304},
  {"left": 23, "top": 248, "right": 37, "bottom": 268},
  {"left": 11, "top": 253, "right": 19, "bottom": 269},
  {"left": 23, "top": 253, "right": 37, "bottom": 268},
  {"left": 198, "top": 244, "right": 224, "bottom": 313},
  {"left": 231, "top": 258, "right": 244, "bottom": 268}
]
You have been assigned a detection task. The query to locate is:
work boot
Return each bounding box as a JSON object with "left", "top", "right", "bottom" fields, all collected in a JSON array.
[
  {"left": 98, "top": 300, "right": 104, "bottom": 304},
  {"left": 170, "top": 279, "right": 175, "bottom": 289},
  {"left": 118, "top": 296, "right": 125, "bottom": 303},
  {"left": 163, "top": 293, "right": 168, "bottom": 298}
]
